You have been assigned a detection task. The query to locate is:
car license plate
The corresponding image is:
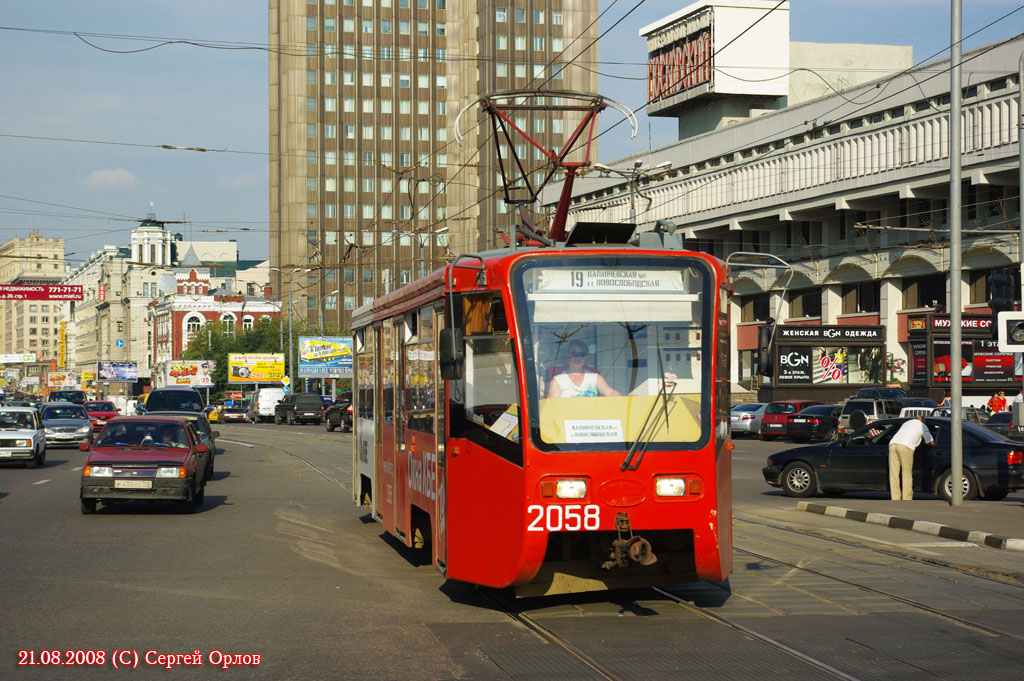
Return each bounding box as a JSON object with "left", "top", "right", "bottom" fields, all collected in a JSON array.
[
  {"left": 57, "top": 434, "right": 74, "bottom": 439},
  {"left": 0, "top": 451, "right": 11, "bottom": 457},
  {"left": 792, "top": 418, "right": 806, "bottom": 423},
  {"left": 303, "top": 412, "right": 315, "bottom": 416},
  {"left": 767, "top": 423, "right": 783, "bottom": 429},
  {"left": 115, "top": 479, "right": 152, "bottom": 489}
]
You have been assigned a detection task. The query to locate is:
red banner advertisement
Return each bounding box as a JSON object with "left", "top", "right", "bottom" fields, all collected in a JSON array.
[{"left": 0, "top": 285, "right": 83, "bottom": 301}]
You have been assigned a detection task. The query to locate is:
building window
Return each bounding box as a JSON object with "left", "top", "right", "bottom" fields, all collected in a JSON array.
[
  {"left": 496, "top": 7, "right": 506, "bottom": 22},
  {"left": 496, "top": 35, "right": 507, "bottom": 50},
  {"left": 902, "top": 273, "right": 946, "bottom": 310},
  {"left": 515, "top": 8, "right": 525, "bottom": 22},
  {"left": 841, "top": 282, "right": 880, "bottom": 314},
  {"left": 552, "top": 10, "right": 562, "bottom": 24},
  {"left": 740, "top": 294, "right": 770, "bottom": 323}
]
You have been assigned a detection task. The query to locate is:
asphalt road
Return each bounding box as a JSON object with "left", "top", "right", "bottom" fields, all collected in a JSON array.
[{"left": 2, "top": 424, "right": 1021, "bottom": 680}]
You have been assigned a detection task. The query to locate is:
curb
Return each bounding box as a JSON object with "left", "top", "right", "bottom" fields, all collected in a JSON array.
[{"left": 797, "top": 502, "right": 1024, "bottom": 552}]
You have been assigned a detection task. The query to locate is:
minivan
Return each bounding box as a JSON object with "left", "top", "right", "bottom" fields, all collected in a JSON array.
[
  {"left": 248, "top": 387, "right": 285, "bottom": 423},
  {"left": 838, "top": 398, "right": 903, "bottom": 435}
]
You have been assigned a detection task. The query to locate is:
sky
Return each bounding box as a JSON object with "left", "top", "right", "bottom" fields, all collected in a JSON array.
[{"left": 0, "top": 1, "right": 1020, "bottom": 267}]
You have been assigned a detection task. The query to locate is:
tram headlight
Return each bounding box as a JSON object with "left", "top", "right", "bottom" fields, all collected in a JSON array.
[
  {"left": 555, "top": 479, "right": 588, "bottom": 499},
  {"left": 655, "top": 477, "right": 688, "bottom": 497}
]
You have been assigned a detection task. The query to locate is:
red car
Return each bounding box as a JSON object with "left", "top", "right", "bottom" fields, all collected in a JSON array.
[
  {"left": 79, "top": 416, "right": 211, "bottom": 514},
  {"left": 84, "top": 400, "right": 120, "bottom": 432},
  {"left": 759, "top": 400, "right": 823, "bottom": 440}
]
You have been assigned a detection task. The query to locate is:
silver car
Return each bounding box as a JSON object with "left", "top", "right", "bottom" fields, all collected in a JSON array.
[
  {"left": 730, "top": 402, "right": 766, "bottom": 436},
  {"left": 40, "top": 402, "right": 94, "bottom": 447},
  {"left": 0, "top": 407, "right": 46, "bottom": 468}
]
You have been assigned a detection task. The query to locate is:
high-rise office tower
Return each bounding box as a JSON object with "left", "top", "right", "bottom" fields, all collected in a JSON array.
[{"left": 270, "top": 0, "right": 598, "bottom": 331}]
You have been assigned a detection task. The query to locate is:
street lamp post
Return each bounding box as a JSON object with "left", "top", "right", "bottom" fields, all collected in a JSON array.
[{"left": 271, "top": 267, "right": 303, "bottom": 382}]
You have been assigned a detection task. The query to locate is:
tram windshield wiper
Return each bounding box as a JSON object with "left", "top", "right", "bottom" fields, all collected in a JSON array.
[{"left": 621, "top": 342, "right": 674, "bottom": 471}]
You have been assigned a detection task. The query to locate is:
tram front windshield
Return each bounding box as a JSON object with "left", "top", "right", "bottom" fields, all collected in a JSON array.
[{"left": 514, "top": 256, "right": 713, "bottom": 452}]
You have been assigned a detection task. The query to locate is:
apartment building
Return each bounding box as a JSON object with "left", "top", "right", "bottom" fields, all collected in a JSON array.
[{"left": 269, "top": 0, "right": 598, "bottom": 331}]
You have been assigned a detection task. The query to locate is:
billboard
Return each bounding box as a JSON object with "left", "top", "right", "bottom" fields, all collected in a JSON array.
[
  {"left": 0, "top": 284, "right": 83, "bottom": 301},
  {"left": 165, "top": 360, "right": 215, "bottom": 387},
  {"left": 298, "top": 337, "right": 353, "bottom": 378},
  {"left": 97, "top": 360, "right": 138, "bottom": 383},
  {"left": 0, "top": 353, "right": 37, "bottom": 363},
  {"left": 47, "top": 372, "right": 78, "bottom": 388},
  {"left": 228, "top": 353, "right": 285, "bottom": 384}
]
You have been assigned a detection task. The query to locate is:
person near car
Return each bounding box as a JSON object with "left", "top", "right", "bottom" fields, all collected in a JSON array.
[
  {"left": 987, "top": 390, "right": 1007, "bottom": 413},
  {"left": 888, "top": 415, "right": 933, "bottom": 501},
  {"left": 1013, "top": 389, "right": 1024, "bottom": 405},
  {"left": 939, "top": 391, "right": 951, "bottom": 407}
]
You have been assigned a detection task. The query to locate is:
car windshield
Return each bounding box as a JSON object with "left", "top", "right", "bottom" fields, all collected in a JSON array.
[
  {"left": 146, "top": 392, "right": 204, "bottom": 412},
  {"left": 732, "top": 403, "right": 762, "bottom": 412},
  {"left": 0, "top": 411, "right": 34, "bottom": 428},
  {"left": 85, "top": 402, "right": 117, "bottom": 412},
  {"left": 94, "top": 422, "right": 189, "bottom": 448},
  {"left": 514, "top": 255, "right": 714, "bottom": 451},
  {"left": 42, "top": 406, "right": 88, "bottom": 420},
  {"left": 765, "top": 403, "right": 798, "bottom": 414}
]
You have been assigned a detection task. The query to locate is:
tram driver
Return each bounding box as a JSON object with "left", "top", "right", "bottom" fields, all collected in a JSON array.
[{"left": 547, "top": 340, "right": 621, "bottom": 398}]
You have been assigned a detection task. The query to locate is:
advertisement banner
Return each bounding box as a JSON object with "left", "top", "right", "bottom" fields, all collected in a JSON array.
[
  {"left": 0, "top": 353, "right": 37, "bottom": 363},
  {"left": 775, "top": 347, "right": 813, "bottom": 383},
  {"left": 47, "top": 372, "right": 78, "bottom": 388},
  {"left": 298, "top": 337, "right": 354, "bottom": 378},
  {"left": 81, "top": 371, "right": 96, "bottom": 386},
  {"left": 0, "top": 284, "right": 83, "bottom": 301},
  {"left": 97, "top": 361, "right": 139, "bottom": 383},
  {"left": 165, "top": 360, "right": 215, "bottom": 387},
  {"left": 931, "top": 339, "right": 1020, "bottom": 384},
  {"left": 228, "top": 353, "right": 285, "bottom": 384}
]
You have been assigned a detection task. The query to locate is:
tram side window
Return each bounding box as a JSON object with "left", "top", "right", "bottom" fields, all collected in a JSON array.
[
  {"left": 356, "top": 333, "right": 375, "bottom": 420},
  {"left": 405, "top": 306, "right": 435, "bottom": 434},
  {"left": 449, "top": 292, "right": 522, "bottom": 464}
]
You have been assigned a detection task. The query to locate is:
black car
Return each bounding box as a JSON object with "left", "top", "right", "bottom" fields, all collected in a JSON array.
[
  {"left": 274, "top": 392, "right": 324, "bottom": 425},
  {"left": 785, "top": 404, "right": 842, "bottom": 443},
  {"left": 144, "top": 387, "right": 205, "bottom": 413},
  {"left": 982, "top": 411, "right": 1019, "bottom": 440},
  {"left": 325, "top": 392, "right": 353, "bottom": 432},
  {"left": 763, "top": 417, "right": 1024, "bottom": 501}
]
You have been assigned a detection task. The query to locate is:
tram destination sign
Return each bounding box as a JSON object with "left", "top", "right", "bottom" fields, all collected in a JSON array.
[{"left": 0, "top": 285, "right": 83, "bottom": 301}]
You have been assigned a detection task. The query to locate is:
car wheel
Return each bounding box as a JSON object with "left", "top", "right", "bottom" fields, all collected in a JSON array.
[
  {"left": 781, "top": 462, "right": 817, "bottom": 498},
  {"left": 343, "top": 423, "right": 352, "bottom": 433},
  {"left": 937, "top": 469, "right": 978, "bottom": 502},
  {"left": 326, "top": 420, "right": 336, "bottom": 432},
  {"left": 194, "top": 482, "right": 205, "bottom": 506},
  {"left": 80, "top": 498, "right": 97, "bottom": 514},
  {"left": 26, "top": 448, "right": 40, "bottom": 469},
  {"left": 824, "top": 427, "right": 839, "bottom": 442},
  {"left": 273, "top": 413, "right": 281, "bottom": 425}
]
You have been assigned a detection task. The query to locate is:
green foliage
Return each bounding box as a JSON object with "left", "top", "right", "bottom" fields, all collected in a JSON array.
[{"left": 180, "top": 317, "right": 291, "bottom": 403}]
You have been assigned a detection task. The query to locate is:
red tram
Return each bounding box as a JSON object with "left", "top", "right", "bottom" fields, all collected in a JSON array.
[{"left": 351, "top": 225, "right": 733, "bottom": 596}]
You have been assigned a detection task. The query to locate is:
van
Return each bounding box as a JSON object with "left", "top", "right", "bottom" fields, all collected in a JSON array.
[
  {"left": 248, "top": 387, "right": 285, "bottom": 423},
  {"left": 838, "top": 398, "right": 903, "bottom": 434}
]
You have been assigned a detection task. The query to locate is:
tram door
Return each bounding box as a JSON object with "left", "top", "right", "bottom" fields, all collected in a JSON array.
[
  {"left": 434, "top": 306, "right": 448, "bottom": 571},
  {"left": 392, "top": 319, "right": 408, "bottom": 541},
  {"left": 379, "top": 321, "right": 398, "bottom": 536}
]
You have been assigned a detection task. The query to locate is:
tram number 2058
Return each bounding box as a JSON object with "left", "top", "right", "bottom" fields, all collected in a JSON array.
[{"left": 527, "top": 504, "right": 600, "bottom": 532}]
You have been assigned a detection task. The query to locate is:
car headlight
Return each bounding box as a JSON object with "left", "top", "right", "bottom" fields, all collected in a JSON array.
[
  {"left": 77, "top": 425, "right": 92, "bottom": 434},
  {"left": 555, "top": 479, "right": 588, "bottom": 499},
  {"left": 156, "top": 466, "right": 185, "bottom": 478},
  {"left": 655, "top": 477, "right": 688, "bottom": 497},
  {"left": 15, "top": 439, "right": 30, "bottom": 447},
  {"left": 45, "top": 428, "right": 55, "bottom": 434},
  {"left": 85, "top": 465, "right": 113, "bottom": 477}
]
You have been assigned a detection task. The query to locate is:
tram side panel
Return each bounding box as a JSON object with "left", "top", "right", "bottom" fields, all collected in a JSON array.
[{"left": 354, "top": 326, "right": 379, "bottom": 518}]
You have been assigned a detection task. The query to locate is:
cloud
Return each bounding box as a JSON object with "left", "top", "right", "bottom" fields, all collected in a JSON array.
[{"left": 80, "top": 169, "right": 139, "bottom": 189}]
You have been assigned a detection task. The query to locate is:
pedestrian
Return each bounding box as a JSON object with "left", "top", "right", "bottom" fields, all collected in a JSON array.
[
  {"left": 888, "top": 415, "right": 933, "bottom": 501},
  {"left": 1013, "top": 388, "right": 1024, "bottom": 405},
  {"left": 987, "top": 390, "right": 1007, "bottom": 413},
  {"left": 939, "top": 391, "right": 951, "bottom": 407}
]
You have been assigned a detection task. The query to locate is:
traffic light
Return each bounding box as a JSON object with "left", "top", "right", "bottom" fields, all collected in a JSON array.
[
  {"left": 756, "top": 318, "right": 776, "bottom": 378},
  {"left": 987, "top": 269, "right": 1015, "bottom": 329}
]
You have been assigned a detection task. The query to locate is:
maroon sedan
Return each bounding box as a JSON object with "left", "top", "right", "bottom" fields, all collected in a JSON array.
[
  {"left": 84, "top": 400, "right": 120, "bottom": 432},
  {"left": 79, "top": 416, "right": 211, "bottom": 514}
]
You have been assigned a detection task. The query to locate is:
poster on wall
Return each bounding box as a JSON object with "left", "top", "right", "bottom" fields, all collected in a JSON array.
[
  {"left": 298, "top": 337, "right": 353, "bottom": 378},
  {"left": 775, "top": 347, "right": 813, "bottom": 383},
  {"left": 97, "top": 361, "right": 138, "bottom": 383}
]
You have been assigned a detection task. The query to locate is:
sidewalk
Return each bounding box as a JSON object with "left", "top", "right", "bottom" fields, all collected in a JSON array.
[{"left": 797, "top": 495, "right": 1024, "bottom": 552}]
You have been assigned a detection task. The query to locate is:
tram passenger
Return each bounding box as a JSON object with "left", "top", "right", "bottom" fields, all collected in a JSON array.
[{"left": 547, "top": 340, "right": 621, "bottom": 398}]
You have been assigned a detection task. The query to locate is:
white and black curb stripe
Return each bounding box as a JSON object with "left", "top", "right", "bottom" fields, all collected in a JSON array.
[{"left": 798, "top": 502, "right": 1024, "bottom": 552}]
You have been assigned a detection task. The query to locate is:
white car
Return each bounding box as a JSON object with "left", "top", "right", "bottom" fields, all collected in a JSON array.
[
  {"left": 730, "top": 402, "right": 766, "bottom": 437},
  {"left": 0, "top": 407, "right": 46, "bottom": 468}
]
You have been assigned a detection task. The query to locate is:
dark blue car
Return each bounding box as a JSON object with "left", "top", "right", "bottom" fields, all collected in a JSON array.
[{"left": 763, "top": 417, "right": 1024, "bottom": 501}]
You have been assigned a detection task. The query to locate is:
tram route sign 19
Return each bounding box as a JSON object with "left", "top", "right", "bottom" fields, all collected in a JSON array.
[{"left": 0, "top": 285, "right": 83, "bottom": 301}]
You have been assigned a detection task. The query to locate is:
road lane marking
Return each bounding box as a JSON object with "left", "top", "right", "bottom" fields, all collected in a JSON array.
[
  {"left": 33, "top": 479, "right": 51, "bottom": 485},
  {"left": 218, "top": 439, "right": 255, "bottom": 447},
  {"left": 72, "top": 467, "right": 82, "bottom": 471}
]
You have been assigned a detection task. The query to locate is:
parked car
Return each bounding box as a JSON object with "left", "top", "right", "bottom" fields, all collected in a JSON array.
[
  {"left": 983, "top": 411, "right": 1012, "bottom": 438},
  {"left": 144, "top": 410, "right": 219, "bottom": 480},
  {"left": 730, "top": 403, "right": 766, "bottom": 437},
  {"left": 248, "top": 387, "right": 285, "bottom": 423},
  {"left": 930, "top": 406, "right": 985, "bottom": 423},
  {"left": 0, "top": 407, "right": 46, "bottom": 468},
  {"left": 84, "top": 400, "right": 120, "bottom": 432},
  {"left": 897, "top": 396, "right": 937, "bottom": 409},
  {"left": 759, "top": 400, "right": 823, "bottom": 440},
  {"left": 40, "top": 402, "right": 94, "bottom": 448},
  {"left": 274, "top": 392, "right": 325, "bottom": 425},
  {"left": 219, "top": 406, "right": 248, "bottom": 423},
  {"left": 325, "top": 392, "right": 353, "bottom": 432},
  {"left": 762, "top": 417, "right": 1024, "bottom": 501},
  {"left": 854, "top": 387, "right": 907, "bottom": 399},
  {"left": 786, "top": 404, "right": 842, "bottom": 443},
  {"left": 838, "top": 398, "right": 903, "bottom": 435},
  {"left": 47, "top": 389, "right": 87, "bottom": 405},
  {"left": 79, "top": 416, "right": 211, "bottom": 514},
  {"left": 143, "top": 387, "right": 204, "bottom": 413}
]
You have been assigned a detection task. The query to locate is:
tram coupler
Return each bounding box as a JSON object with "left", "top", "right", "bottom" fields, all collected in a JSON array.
[{"left": 601, "top": 512, "right": 658, "bottom": 570}]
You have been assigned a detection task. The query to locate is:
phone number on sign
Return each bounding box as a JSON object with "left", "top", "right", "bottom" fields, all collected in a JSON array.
[{"left": 17, "top": 649, "right": 261, "bottom": 669}]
